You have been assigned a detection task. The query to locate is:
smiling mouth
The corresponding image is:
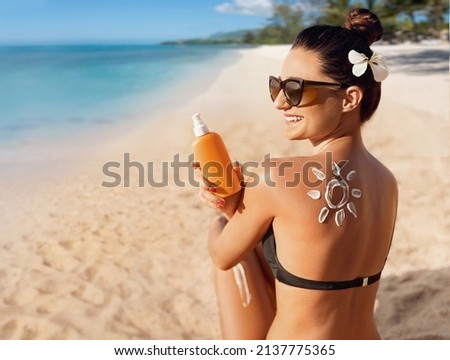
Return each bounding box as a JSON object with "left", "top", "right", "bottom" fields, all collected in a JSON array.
[{"left": 284, "top": 115, "right": 304, "bottom": 123}]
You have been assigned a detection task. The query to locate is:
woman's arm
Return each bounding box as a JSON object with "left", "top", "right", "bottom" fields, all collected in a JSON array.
[{"left": 206, "top": 165, "right": 275, "bottom": 270}]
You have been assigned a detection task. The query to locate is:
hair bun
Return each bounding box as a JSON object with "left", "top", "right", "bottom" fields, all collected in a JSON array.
[{"left": 343, "top": 8, "right": 383, "bottom": 46}]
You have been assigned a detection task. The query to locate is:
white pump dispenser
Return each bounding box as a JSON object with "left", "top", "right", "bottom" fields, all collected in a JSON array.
[{"left": 192, "top": 112, "right": 209, "bottom": 137}]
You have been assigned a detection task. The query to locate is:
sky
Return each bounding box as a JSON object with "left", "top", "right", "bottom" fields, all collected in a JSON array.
[{"left": 0, "top": 0, "right": 280, "bottom": 44}]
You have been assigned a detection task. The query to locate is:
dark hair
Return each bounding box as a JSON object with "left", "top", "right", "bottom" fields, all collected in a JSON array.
[{"left": 292, "top": 9, "right": 383, "bottom": 122}]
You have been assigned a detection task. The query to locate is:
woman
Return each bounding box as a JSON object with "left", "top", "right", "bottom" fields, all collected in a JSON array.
[{"left": 196, "top": 9, "right": 398, "bottom": 340}]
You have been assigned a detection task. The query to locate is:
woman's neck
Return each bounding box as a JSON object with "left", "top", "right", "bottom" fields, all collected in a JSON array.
[{"left": 311, "top": 127, "right": 364, "bottom": 155}]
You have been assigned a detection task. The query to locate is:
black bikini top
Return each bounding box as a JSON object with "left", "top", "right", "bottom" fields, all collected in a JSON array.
[{"left": 261, "top": 226, "right": 383, "bottom": 291}]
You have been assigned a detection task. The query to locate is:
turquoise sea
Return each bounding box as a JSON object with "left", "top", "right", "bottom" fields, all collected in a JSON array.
[{"left": 0, "top": 44, "right": 243, "bottom": 144}]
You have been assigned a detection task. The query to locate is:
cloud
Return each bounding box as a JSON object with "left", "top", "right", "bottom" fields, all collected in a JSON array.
[{"left": 215, "top": 0, "right": 273, "bottom": 16}]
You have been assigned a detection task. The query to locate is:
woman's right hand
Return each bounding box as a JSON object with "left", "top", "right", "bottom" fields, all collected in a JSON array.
[{"left": 193, "top": 161, "right": 244, "bottom": 219}]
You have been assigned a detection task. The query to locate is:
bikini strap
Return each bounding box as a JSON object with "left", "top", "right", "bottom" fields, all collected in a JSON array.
[{"left": 264, "top": 227, "right": 383, "bottom": 291}]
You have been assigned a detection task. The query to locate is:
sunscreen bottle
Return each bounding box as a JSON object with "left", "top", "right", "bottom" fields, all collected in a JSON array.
[{"left": 192, "top": 112, "right": 241, "bottom": 198}]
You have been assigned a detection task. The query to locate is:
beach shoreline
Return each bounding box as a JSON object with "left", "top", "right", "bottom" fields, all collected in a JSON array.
[{"left": 0, "top": 42, "right": 449, "bottom": 340}]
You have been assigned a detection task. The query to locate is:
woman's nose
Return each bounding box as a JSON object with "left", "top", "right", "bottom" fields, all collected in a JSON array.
[{"left": 273, "top": 91, "right": 291, "bottom": 110}]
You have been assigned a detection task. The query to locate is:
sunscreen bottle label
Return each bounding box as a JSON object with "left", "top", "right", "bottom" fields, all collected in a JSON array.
[{"left": 192, "top": 113, "right": 241, "bottom": 198}]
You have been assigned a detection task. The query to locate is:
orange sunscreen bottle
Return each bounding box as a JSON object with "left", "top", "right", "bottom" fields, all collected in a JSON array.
[{"left": 192, "top": 112, "right": 241, "bottom": 198}]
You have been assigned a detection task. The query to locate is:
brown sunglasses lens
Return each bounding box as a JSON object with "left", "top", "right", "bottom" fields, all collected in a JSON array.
[
  {"left": 284, "top": 80, "right": 302, "bottom": 105},
  {"left": 269, "top": 77, "right": 281, "bottom": 101},
  {"left": 269, "top": 77, "right": 303, "bottom": 106}
]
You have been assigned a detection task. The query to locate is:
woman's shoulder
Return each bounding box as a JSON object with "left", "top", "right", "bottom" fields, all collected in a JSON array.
[
  {"left": 366, "top": 153, "right": 398, "bottom": 191},
  {"left": 243, "top": 155, "right": 324, "bottom": 192},
  {"left": 242, "top": 152, "right": 397, "bottom": 193}
]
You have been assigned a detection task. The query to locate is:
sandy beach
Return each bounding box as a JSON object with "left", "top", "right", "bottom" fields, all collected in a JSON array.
[{"left": 0, "top": 42, "right": 449, "bottom": 340}]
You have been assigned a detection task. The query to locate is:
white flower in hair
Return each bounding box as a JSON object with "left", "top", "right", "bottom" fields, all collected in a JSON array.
[{"left": 348, "top": 50, "right": 389, "bottom": 82}]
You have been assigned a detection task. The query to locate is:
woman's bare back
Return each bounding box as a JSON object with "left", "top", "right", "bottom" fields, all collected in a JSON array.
[{"left": 264, "top": 143, "right": 397, "bottom": 339}]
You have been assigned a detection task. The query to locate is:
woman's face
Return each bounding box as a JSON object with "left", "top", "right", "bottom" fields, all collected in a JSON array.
[{"left": 274, "top": 47, "right": 345, "bottom": 143}]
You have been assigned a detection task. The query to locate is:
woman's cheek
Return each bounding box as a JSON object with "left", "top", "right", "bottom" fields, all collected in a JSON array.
[{"left": 300, "top": 88, "right": 320, "bottom": 106}]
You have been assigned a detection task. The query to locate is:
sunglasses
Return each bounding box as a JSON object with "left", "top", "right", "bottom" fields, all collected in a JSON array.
[{"left": 269, "top": 76, "right": 348, "bottom": 106}]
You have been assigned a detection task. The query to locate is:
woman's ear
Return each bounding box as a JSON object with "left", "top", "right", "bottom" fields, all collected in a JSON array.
[{"left": 342, "top": 86, "right": 363, "bottom": 113}]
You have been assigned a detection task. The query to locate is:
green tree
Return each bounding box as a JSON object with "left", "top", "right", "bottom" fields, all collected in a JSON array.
[
  {"left": 319, "top": 0, "right": 387, "bottom": 24},
  {"left": 384, "top": 0, "right": 427, "bottom": 28},
  {"left": 358, "top": 0, "right": 385, "bottom": 11},
  {"left": 427, "top": 0, "right": 449, "bottom": 35},
  {"left": 366, "top": 0, "right": 378, "bottom": 9},
  {"left": 383, "top": 0, "right": 450, "bottom": 39},
  {"left": 319, "top": 0, "right": 353, "bottom": 25},
  {"left": 257, "top": 0, "right": 304, "bottom": 43},
  {"left": 243, "top": 31, "right": 256, "bottom": 44}
]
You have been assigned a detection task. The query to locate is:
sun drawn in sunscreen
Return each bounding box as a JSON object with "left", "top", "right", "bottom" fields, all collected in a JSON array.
[{"left": 307, "top": 163, "right": 361, "bottom": 226}]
